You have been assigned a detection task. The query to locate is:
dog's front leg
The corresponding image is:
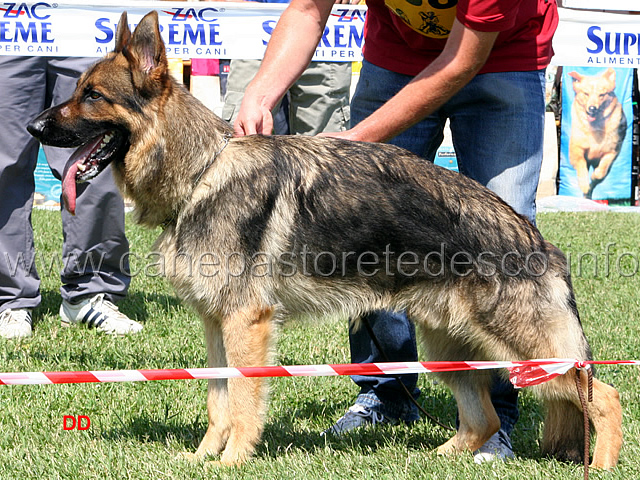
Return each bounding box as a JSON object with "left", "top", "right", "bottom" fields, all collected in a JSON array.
[
  {"left": 568, "top": 144, "right": 591, "bottom": 195},
  {"left": 213, "top": 305, "right": 275, "bottom": 466},
  {"left": 191, "top": 317, "right": 232, "bottom": 459},
  {"left": 591, "top": 151, "right": 618, "bottom": 183}
]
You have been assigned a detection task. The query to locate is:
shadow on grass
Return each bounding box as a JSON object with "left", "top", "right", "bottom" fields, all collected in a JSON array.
[
  {"left": 94, "top": 385, "right": 553, "bottom": 464},
  {"left": 119, "top": 290, "right": 184, "bottom": 323},
  {"left": 258, "top": 400, "right": 451, "bottom": 456},
  {"left": 97, "top": 396, "right": 451, "bottom": 451},
  {"left": 256, "top": 393, "right": 549, "bottom": 463},
  {"left": 34, "top": 288, "right": 183, "bottom": 325},
  {"left": 100, "top": 412, "right": 206, "bottom": 450},
  {"left": 93, "top": 389, "right": 538, "bottom": 461},
  {"left": 24, "top": 289, "right": 197, "bottom": 370}
]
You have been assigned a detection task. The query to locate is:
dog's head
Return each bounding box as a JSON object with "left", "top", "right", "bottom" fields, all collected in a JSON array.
[
  {"left": 27, "top": 11, "right": 169, "bottom": 214},
  {"left": 568, "top": 68, "right": 618, "bottom": 123}
]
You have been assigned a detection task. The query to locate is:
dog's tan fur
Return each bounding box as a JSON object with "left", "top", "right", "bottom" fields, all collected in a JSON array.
[
  {"left": 568, "top": 68, "right": 627, "bottom": 197},
  {"left": 28, "top": 11, "right": 623, "bottom": 469}
]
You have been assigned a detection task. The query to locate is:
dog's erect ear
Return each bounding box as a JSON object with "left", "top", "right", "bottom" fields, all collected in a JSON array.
[
  {"left": 114, "top": 11, "right": 131, "bottom": 53},
  {"left": 124, "top": 11, "right": 168, "bottom": 91},
  {"left": 568, "top": 71, "right": 583, "bottom": 83},
  {"left": 603, "top": 68, "right": 616, "bottom": 84}
]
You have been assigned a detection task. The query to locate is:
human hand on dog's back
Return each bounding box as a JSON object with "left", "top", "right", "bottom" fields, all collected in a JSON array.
[
  {"left": 233, "top": 90, "right": 275, "bottom": 136},
  {"left": 206, "top": 0, "right": 280, "bottom": 137},
  {"left": 233, "top": 0, "right": 337, "bottom": 136},
  {"left": 235, "top": 0, "right": 497, "bottom": 142}
]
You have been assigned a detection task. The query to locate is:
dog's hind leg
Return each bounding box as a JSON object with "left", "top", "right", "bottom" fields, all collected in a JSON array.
[
  {"left": 540, "top": 369, "right": 622, "bottom": 469},
  {"left": 216, "top": 305, "right": 275, "bottom": 466},
  {"left": 541, "top": 396, "right": 585, "bottom": 464},
  {"left": 419, "top": 328, "right": 500, "bottom": 455},
  {"left": 435, "top": 369, "right": 500, "bottom": 455},
  {"left": 592, "top": 151, "right": 619, "bottom": 183},
  {"left": 519, "top": 275, "right": 623, "bottom": 469},
  {"left": 587, "top": 376, "right": 623, "bottom": 469}
]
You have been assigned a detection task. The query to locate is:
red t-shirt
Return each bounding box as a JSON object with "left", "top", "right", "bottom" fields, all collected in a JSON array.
[{"left": 363, "top": 0, "right": 559, "bottom": 76}]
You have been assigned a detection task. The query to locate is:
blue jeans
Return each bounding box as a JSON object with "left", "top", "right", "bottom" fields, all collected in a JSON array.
[{"left": 349, "top": 60, "right": 546, "bottom": 433}]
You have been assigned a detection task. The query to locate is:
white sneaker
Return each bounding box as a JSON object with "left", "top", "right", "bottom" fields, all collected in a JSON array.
[
  {"left": 473, "top": 429, "right": 515, "bottom": 464},
  {"left": 0, "top": 308, "right": 33, "bottom": 339},
  {"left": 60, "top": 293, "right": 142, "bottom": 335},
  {"left": 321, "top": 404, "right": 396, "bottom": 436}
]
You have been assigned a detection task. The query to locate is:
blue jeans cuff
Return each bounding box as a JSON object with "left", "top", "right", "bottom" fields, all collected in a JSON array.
[
  {"left": 496, "top": 414, "right": 516, "bottom": 437},
  {"left": 355, "top": 392, "right": 421, "bottom": 423}
]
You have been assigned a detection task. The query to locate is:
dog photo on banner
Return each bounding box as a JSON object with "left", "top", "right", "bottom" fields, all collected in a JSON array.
[{"left": 559, "top": 66, "right": 634, "bottom": 203}]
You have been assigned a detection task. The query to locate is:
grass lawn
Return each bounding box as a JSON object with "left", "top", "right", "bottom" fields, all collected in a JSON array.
[{"left": 0, "top": 210, "right": 639, "bottom": 479}]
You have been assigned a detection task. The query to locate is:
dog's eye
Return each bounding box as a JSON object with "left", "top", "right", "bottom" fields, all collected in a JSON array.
[{"left": 88, "top": 91, "right": 102, "bottom": 101}]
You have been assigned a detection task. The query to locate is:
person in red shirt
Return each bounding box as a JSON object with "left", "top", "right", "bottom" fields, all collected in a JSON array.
[{"left": 235, "top": 0, "right": 558, "bottom": 462}]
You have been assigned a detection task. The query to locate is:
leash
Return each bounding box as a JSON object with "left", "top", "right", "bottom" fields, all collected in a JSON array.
[
  {"left": 192, "top": 132, "right": 232, "bottom": 187},
  {"left": 361, "top": 316, "right": 454, "bottom": 431},
  {"left": 574, "top": 366, "right": 593, "bottom": 480}
]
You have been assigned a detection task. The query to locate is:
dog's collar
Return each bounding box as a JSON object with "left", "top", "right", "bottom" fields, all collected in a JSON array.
[
  {"left": 161, "top": 132, "right": 232, "bottom": 230},
  {"left": 192, "top": 132, "right": 232, "bottom": 187}
]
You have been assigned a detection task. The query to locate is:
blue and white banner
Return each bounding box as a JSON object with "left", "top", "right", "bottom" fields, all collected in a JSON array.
[
  {"left": 562, "top": 0, "right": 639, "bottom": 12},
  {"left": 552, "top": 8, "right": 640, "bottom": 68},
  {"left": 0, "top": 1, "right": 366, "bottom": 60},
  {"left": 1, "top": 2, "right": 638, "bottom": 68}
]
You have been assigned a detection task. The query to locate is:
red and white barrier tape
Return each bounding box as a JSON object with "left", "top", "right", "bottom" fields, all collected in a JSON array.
[{"left": 1, "top": 359, "right": 638, "bottom": 388}]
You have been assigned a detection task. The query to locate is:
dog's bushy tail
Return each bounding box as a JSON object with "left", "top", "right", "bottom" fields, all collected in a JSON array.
[
  {"left": 535, "top": 260, "right": 622, "bottom": 468},
  {"left": 542, "top": 392, "right": 587, "bottom": 463},
  {"left": 541, "top": 284, "right": 589, "bottom": 463},
  {"left": 540, "top": 367, "right": 622, "bottom": 468}
]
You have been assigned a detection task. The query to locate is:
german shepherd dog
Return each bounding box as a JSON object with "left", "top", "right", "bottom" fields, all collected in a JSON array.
[
  {"left": 568, "top": 68, "right": 627, "bottom": 198},
  {"left": 28, "top": 11, "right": 622, "bottom": 469}
]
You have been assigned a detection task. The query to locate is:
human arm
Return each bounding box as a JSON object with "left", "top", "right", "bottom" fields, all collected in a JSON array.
[
  {"left": 234, "top": 0, "right": 336, "bottom": 135},
  {"left": 321, "top": 18, "right": 499, "bottom": 142}
]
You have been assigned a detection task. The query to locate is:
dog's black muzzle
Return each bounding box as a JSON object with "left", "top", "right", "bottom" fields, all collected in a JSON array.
[
  {"left": 27, "top": 109, "right": 86, "bottom": 148},
  {"left": 26, "top": 113, "right": 52, "bottom": 141}
]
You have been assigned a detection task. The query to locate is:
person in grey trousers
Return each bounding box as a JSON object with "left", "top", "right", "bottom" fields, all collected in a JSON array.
[{"left": 0, "top": 55, "right": 142, "bottom": 338}]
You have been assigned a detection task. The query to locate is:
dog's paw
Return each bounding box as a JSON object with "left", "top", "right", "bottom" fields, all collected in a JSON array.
[
  {"left": 219, "top": 448, "right": 251, "bottom": 466},
  {"left": 176, "top": 452, "right": 237, "bottom": 468},
  {"left": 578, "top": 179, "right": 591, "bottom": 195},
  {"left": 175, "top": 451, "right": 205, "bottom": 462},
  {"left": 436, "top": 437, "right": 460, "bottom": 456},
  {"left": 204, "top": 460, "right": 235, "bottom": 469},
  {"left": 592, "top": 164, "right": 611, "bottom": 181}
]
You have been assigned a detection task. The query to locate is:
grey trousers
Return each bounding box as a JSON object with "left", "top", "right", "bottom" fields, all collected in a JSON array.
[
  {"left": 222, "top": 59, "right": 352, "bottom": 135},
  {"left": 0, "top": 56, "right": 130, "bottom": 311}
]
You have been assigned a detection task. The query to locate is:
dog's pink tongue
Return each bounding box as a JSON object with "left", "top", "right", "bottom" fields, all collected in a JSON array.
[
  {"left": 62, "top": 162, "right": 79, "bottom": 215},
  {"left": 61, "top": 136, "right": 103, "bottom": 215}
]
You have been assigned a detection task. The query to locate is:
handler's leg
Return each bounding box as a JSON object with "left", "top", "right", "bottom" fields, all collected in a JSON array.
[{"left": 0, "top": 56, "right": 48, "bottom": 338}]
